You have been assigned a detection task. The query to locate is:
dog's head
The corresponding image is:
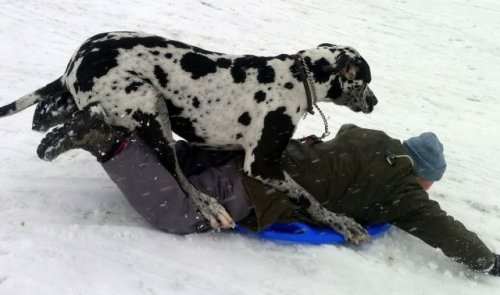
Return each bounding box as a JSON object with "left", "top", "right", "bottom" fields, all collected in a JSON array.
[
  {"left": 314, "top": 44, "right": 377, "bottom": 113},
  {"left": 32, "top": 92, "right": 78, "bottom": 132}
]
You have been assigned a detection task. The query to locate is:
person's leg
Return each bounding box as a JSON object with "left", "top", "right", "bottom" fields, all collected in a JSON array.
[
  {"left": 102, "top": 136, "right": 212, "bottom": 234},
  {"left": 37, "top": 112, "right": 252, "bottom": 234},
  {"left": 104, "top": 137, "right": 253, "bottom": 233}
]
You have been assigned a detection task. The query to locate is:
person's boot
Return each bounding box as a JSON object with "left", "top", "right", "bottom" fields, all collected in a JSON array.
[{"left": 37, "top": 109, "right": 130, "bottom": 162}]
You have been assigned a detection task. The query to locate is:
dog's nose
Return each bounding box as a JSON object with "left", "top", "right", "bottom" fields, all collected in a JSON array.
[
  {"left": 363, "top": 86, "right": 377, "bottom": 107},
  {"left": 367, "top": 94, "right": 377, "bottom": 107}
]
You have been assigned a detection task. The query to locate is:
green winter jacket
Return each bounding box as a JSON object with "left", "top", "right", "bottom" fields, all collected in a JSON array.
[{"left": 240, "top": 124, "right": 495, "bottom": 271}]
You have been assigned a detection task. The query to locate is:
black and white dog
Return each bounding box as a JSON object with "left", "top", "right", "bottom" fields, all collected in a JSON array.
[{"left": 0, "top": 32, "right": 377, "bottom": 243}]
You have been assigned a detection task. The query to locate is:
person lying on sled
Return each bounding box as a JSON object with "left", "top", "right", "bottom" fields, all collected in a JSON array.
[{"left": 37, "top": 111, "right": 500, "bottom": 276}]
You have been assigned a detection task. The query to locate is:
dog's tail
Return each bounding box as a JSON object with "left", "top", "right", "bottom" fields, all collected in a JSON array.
[{"left": 0, "top": 77, "right": 65, "bottom": 118}]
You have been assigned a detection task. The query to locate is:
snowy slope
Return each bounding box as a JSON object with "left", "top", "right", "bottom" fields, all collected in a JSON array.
[{"left": 1, "top": 0, "right": 500, "bottom": 294}]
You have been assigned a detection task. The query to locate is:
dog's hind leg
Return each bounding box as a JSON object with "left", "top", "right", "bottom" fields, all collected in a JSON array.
[
  {"left": 132, "top": 96, "right": 235, "bottom": 230},
  {"left": 243, "top": 107, "right": 369, "bottom": 244}
]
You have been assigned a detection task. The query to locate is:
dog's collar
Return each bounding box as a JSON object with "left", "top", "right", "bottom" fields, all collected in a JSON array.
[
  {"left": 294, "top": 53, "right": 331, "bottom": 140},
  {"left": 294, "top": 54, "right": 315, "bottom": 115}
]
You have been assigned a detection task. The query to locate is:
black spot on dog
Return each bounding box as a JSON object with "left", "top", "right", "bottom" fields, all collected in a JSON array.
[
  {"left": 164, "top": 100, "right": 205, "bottom": 143},
  {"left": 165, "top": 53, "right": 173, "bottom": 59},
  {"left": 250, "top": 107, "right": 294, "bottom": 180},
  {"left": 327, "top": 77, "right": 342, "bottom": 99},
  {"left": 289, "top": 63, "right": 303, "bottom": 82},
  {"left": 125, "top": 81, "right": 144, "bottom": 94},
  {"left": 86, "top": 32, "right": 109, "bottom": 43},
  {"left": 254, "top": 91, "right": 266, "bottom": 103},
  {"left": 183, "top": 43, "right": 223, "bottom": 56},
  {"left": 154, "top": 65, "right": 169, "bottom": 88},
  {"left": 150, "top": 50, "right": 160, "bottom": 55},
  {"left": 296, "top": 106, "right": 300, "bottom": 113},
  {"left": 34, "top": 78, "right": 64, "bottom": 97},
  {"left": 166, "top": 40, "right": 191, "bottom": 50},
  {"left": 75, "top": 48, "right": 119, "bottom": 92},
  {"left": 238, "top": 112, "right": 251, "bottom": 126},
  {"left": 309, "top": 58, "right": 331, "bottom": 83},
  {"left": 258, "top": 66, "right": 275, "bottom": 84},
  {"left": 318, "top": 43, "right": 335, "bottom": 47},
  {"left": 236, "top": 133, "right": 243, "bottom": 139},
  {"left": 192, "top": 97, "right": 200, "bottom": 108},
  {"left": 65, "top": 59, "right": 76, "bottom": 76},
  {"left": 125, "top": 108, "right": 133, "bottom": 115},
  {"left": 165, "top": 99, "right": 183, "bottom": 117},
  {"left": 231, "top": 56, "right": 275, "bottom": 84},
  {"left": 180, "top": 52, "right": 217, "bottom": 79},
  {"left": 216, "top": 58, "right": 232, "bottom": 68},
  {"left": 0, "top": 102, "right": 17, "bottom": 116},
  {"left": 284, "top": 82, "right": 294, "bottom": 89}
]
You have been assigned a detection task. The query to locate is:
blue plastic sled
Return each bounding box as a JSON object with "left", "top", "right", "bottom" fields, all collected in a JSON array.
[{"left": 234, "top": 221, "right": 390, "bottom": 245}]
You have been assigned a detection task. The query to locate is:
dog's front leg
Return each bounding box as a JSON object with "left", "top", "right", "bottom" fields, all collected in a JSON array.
[
  {"left": 254, "top": 169, "right": 369, "bottom": 244},
  {"left": 242, "top": 108, "right": 368, "bottom": 243},
  {"left": 134, "top": 98, "right": 235, "bottom": 230}
]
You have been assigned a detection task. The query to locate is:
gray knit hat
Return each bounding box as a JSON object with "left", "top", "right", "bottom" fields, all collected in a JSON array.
[{"left": 402, "top": 132, "right": 446, "bottom": 181}]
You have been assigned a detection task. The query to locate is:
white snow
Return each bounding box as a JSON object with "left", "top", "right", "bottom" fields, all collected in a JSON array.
[{"left": 1, "top": 0, "right": 500, "bottom": 294}]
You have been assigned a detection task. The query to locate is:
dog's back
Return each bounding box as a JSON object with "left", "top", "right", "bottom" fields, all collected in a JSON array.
[{"left": 63, "top": 31, "right": 306, "bottom": 148}]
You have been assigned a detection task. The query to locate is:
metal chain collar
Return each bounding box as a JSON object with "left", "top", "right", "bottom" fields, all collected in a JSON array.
[{"left": 296, "top": 53, "right": 331, "bottom": 140}]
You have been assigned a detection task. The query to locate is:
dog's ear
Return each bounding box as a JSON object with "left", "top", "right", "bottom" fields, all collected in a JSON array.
[
  {"left": 323, "top": 53, "right": 371, "bottom": 83},
  {"left": 322, "top": 53, "right": 353, "bottom": 76}
]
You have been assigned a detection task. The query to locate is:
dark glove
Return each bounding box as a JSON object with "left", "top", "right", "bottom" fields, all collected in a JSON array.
[
  {"left": 37, "top": 108, "right": 130, "bottom": 162},
  {"left": 489, "top": 255, "right": 500, "bottom": 276}
]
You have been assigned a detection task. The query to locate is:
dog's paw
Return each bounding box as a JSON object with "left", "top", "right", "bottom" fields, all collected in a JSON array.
[
  {"left": 196, "top": 196, "right": 235, "bottom": 230},
  {"left": 326, "top": 214, "right": 370, "bottom": 245}
]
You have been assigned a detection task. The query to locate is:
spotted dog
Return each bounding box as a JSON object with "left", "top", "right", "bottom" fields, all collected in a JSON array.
[{"left": 0, "top": 31, "right": 377, "bottom": 243}]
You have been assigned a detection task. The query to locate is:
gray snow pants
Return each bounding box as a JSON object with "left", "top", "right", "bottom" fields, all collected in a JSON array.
[{"left": 101, "top": 136, "right": 253, "bottom": 234}]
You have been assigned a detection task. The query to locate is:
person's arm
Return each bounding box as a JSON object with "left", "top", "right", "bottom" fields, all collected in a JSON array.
[{"left": 389, "top": 189, "right": 498, "bottom": 273}]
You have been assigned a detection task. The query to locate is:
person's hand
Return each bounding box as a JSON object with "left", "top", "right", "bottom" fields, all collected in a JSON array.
[
  {"left": 37, "top": 108, "right": 130, "bottom": 162},
  {"left": 488, "top": 254, "right": 500, "bottom": 276}
]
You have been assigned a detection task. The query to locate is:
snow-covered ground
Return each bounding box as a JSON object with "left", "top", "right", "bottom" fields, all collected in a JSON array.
[{"left": 1, "top": 0, "right": 500, "bottom": 294}]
